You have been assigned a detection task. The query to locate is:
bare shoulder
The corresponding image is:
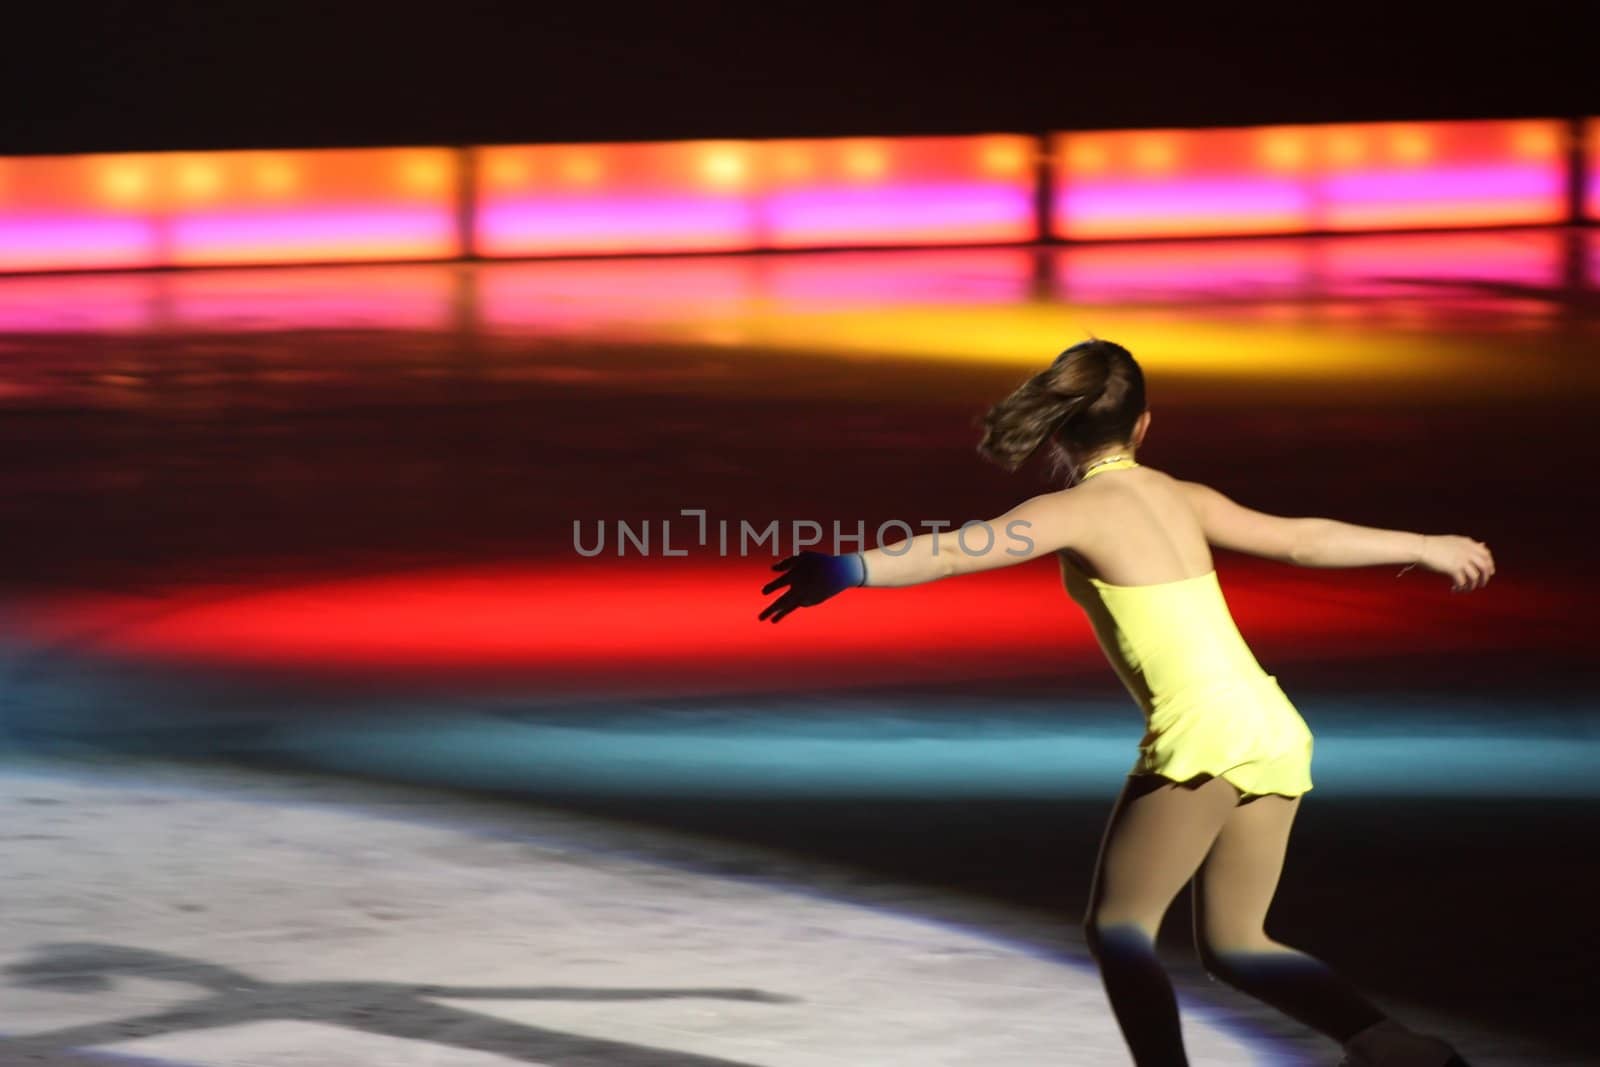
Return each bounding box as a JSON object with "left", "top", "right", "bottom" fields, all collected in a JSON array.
[
  {"left": 1165, "top": 476, "right": 1308, "bottom": 563},
  {"left": 1170, "top": 475, "right": 1220, "bottom": 509},
  {"left": 1169, "top": 476, "right": 1248, "bottom": 525}
]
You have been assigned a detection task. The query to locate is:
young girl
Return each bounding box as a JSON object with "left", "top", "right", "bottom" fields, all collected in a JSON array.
[{"left": 759, "top": 340, "right": 1490, "bottom": 1066}]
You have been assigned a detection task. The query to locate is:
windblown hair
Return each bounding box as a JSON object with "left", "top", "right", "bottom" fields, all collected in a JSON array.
[{"left": 977, "top": 339, "right": 1146, "bottom": 478}]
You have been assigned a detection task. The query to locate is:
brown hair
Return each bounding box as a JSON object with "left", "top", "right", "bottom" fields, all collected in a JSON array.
[{"left": 977, "top": 339, "right": 1146, "bottom": 476}]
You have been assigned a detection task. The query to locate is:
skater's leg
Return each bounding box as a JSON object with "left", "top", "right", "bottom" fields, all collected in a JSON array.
[
  {"left": 1191, "top": 790, "right": 1386, "bottom": 1041},
  {"left": 1083, "top": 772, "right": 1241, "bottom": 1066}
]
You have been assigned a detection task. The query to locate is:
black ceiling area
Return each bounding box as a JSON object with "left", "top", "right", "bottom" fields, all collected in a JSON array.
[{"left": 5, "top": 3, "right": 1599, "bottom": 155}]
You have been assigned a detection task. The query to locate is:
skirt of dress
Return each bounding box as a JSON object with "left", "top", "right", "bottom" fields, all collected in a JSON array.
[{"left": 1133, "top": 672, "right": 1314, "bottom": 798}]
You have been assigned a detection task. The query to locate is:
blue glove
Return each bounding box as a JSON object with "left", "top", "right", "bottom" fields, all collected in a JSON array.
[{"left": 759, "top": 550, "right": 866, "bottom": 623}]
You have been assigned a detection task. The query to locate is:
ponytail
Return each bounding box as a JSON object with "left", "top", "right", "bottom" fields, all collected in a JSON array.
[{"left": 976, "top": 339, "right": 1143, "bottom": 475}]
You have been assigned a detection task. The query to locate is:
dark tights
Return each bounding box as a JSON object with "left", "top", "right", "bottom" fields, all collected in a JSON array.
[{"left": 1083, "top": 773, "right": 1387, "bottom": 1065}]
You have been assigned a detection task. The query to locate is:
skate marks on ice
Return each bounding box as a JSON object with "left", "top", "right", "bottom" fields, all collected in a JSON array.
[
  {"left": 0, "top": 764, "right": 1266, "bottom": 1066},
  {"left": 4, "top": 942, "right": 790, "bottom": 1067}
]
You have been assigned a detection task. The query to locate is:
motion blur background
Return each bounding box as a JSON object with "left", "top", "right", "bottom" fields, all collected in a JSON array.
[{"left": 2, "top": 5, "right": 1597, "bottom": 1064}]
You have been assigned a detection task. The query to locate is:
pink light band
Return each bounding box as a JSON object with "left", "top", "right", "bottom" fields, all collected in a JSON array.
[
  {"left": 0, "top": 218, "right": 161, "bottom": 271},
  {"left": 0, "top": 232, "right": 1581, "bottom": 337},
  {"left": 171, "top": 210, "right": 458, "bottom": 265},
  {"left": 1052, "top": 120, "right": 1571, "bottom": 240},
  {"left": 0, "top": 121, "right": 1580, "bottom": 273},
  {"left": 1584, "top": 117, "right": 1600, "bottom": 222},
  {"left": 763, "top": 186, "right": 1034, "bottom": 246},
  {"left": 478, "top": 198, "right": 759, "bottom": 255}
]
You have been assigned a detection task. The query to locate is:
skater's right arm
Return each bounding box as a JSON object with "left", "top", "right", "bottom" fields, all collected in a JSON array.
[{"left": 1178, "top": 482, "right": 1495, "bottom": 592}]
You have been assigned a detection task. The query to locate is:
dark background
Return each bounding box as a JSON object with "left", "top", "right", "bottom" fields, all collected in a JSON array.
[{"left": 6, "top": 2, "right": 1600, "bottom": 155}]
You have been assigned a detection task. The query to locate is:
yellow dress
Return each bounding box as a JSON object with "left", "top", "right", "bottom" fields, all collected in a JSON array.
[{"left": 1060, "top": 457, "right": 1314, "bottom": 798}]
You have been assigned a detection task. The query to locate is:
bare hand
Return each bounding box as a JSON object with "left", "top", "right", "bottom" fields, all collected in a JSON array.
[{"left": 1421, "top": 535, "right": 1495, "bottom": 593}]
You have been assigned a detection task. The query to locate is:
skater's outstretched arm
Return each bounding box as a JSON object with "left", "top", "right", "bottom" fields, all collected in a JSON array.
[
  {"left": 856, "top": 489, "right": 1082, "bottom": 587},
  {"left": 758, "top": 490, "right": 1080, "bottom": 622},
  {"left": 1178, "top": 481, "right": 1494, "bottom": 592}
]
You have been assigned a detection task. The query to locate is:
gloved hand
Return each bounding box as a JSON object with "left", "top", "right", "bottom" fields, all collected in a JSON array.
[{"left": 759, "top": 550, "right": 866, "bottom": 623}]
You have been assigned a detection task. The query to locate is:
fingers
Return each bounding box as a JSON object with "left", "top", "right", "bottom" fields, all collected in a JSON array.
[
  {"left": 758, "top": 589, "right": 800, "bottom": 622},
  {"left": 760, "top": 556, "right": 812, "bottom": 621},
  {"left": 764, "top": 553, "right": 813, "bottom": 594},
  {"left": 1470, "top": 540, "right": 1494, "bottom": 591},
  {"left": 1448, "top": 537, "right": 1495, "bottom": 593},
  {"left": 761, "top": 601, "right": 797, "bottom": 623},
  {"left": 1453, "top": 555, "right": 1490, "bottom": 592}
]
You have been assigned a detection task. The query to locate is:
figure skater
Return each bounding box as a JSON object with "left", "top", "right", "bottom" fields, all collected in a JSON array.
[{"left": 759, "top": 340, "right": 1491, "bottom": 1066}]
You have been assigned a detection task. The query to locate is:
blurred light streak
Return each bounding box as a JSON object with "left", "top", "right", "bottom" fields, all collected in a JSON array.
[
  {"left": 475, "top": 249, "right": 1035, "bottom": 333},
  {"left": 162, "top": 265, "right": 458, "bottom": 331},
  {"left": 166, "top": 149, "right": 460, "bottom": 266},
  {"left": 477, "top": 257, "right": 760, "bottom": 332},
  {"left": 1050, "top": 240, "right": 1312, "bottom": 302},
  {"left": 0, "top": 232, "right": 1582, "bottom": 401},
  {"left": 1049, "top": 230, "right": 1563, "bottom": 303},
  {"left": 3, "top": 559, "right": 1572, "bottom": 694},
  {"left": 1052, "top": 120, "right": 1569, "bottom": 240},
  {"left": 98, "top": 161, "right": 154, "bottom": 206},
  {"left": 699, "top": 307, "right": 1547, "bottom": 396},
  {"left": 477, "top": 198, "right": 760, "bottom": 255},
  {"left": 474, "top": 249, "right": 1040, "bottom": 340},
  {"left": 762, "top": 136, "right": 1036, "bottom": 248},
  {"left": 0, "top": 149, "right": 459, "bottom": 273},
  {"left": 0, "top": 151, "right": 173, "bottom": 271},
  {"left": 0, "top": 274, "right": 155, "bottom": 332},
  {"left": 1588, "top": 118, "right": 1600, "bottom": 221},
  {"left": 0, "top": 217, "right": 162, "bottom": 272},
  {"left": 475, "top": 136, "right": 1037, "bottom": 256},
  {"left": 0, "top": 123, "right": 1579, "bottom": 272},
  {"left": 1312, "top": 230, "right": 1564, "bottom": 296},
  {"left": 1318, "top": 166, "right": 1565, "bottom": 229},
  {"left": 0, "top": 266, "right": 459, "bottom": 333},
  {"left": 170, "top": 209, "right": 459, "bottom": 265},
  {"left": 1057, "top": 181, "right": 1313, "bottom": 238},
  {"left": 274, "top": 712, "right": 1600, "bottom": 799},
  {"left": 475, "top": 141, "right": 761, "bottom": 256},
  {"left": 175, "top": 157, "right": 224, "bottom": 200},
  {"left": 758, "top": 249, "right": 1035, "bottom": 308},
  {"left": 1053, "top": 128, "right": 1312, "bottom": 239},
  {"left": 762, "top": 185, "right": 1035, "bottom": 247}
]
